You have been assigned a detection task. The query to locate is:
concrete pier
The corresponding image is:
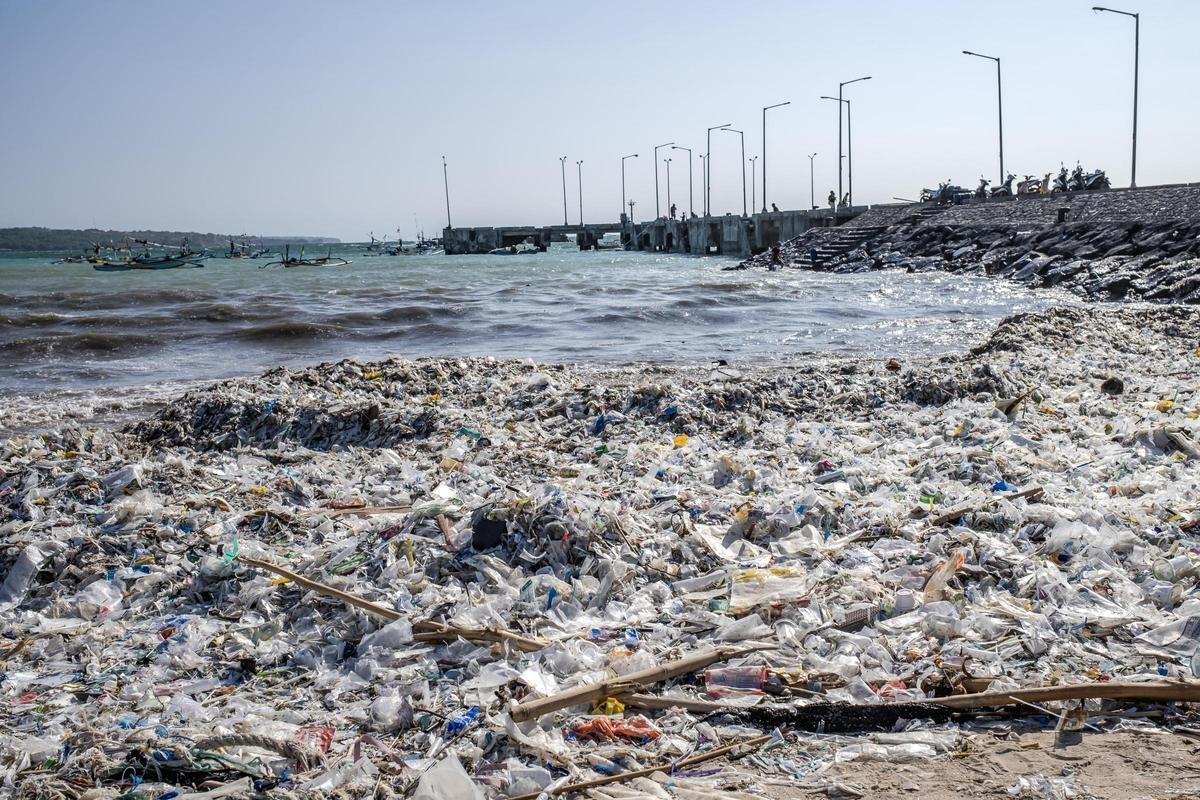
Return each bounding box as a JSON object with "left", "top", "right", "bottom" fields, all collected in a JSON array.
[
  {"left": 620, "top": 207, "right": 876, "bottom": 257},
  {"left": 443, "top": 206, "right": 884, "bottom": 257},
  {"left": 443, "top": 222, "right": 623, "bottom": 255}
]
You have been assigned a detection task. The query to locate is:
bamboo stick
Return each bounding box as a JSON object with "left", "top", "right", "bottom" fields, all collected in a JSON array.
[
  {"left": 509, "top": 645, "right": 772, "bottom": 723},
  {"left": 508, "top": 734, "right": 772, "bottom": 800},
  {"left": 897, "top": 679, "right": 1200, "bottom": 710},
  {"left": 628, "top": 678, "right": 1200, "bottom": 717},
  {"left": 321, "top": 504, "right": 413, "bottom": 518},
  {"left": 930, "top": 485, "right": 1043, "bottom": 526},
  {"left": 239, "top": 554, "right": 547, "bottom": 652},
  {"left": 623, "top": 693, "right": 731, "bottom": 713}
]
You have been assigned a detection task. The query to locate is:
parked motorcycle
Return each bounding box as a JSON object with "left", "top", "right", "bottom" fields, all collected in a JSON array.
[
  {"left": 991, "top": 174, "right": 1016, "bottom": 197},
  {"left": 976, "top": 176, "right": 990, "bottom": 199},
  {"left": 1017, "top": 174, "right": 1041, "bottom": 195},
  {"left": 1083, "top": 168, "right": 1110, "bottom": 190},
  {"left": 1068, "top": 163, "right": 1086, "bottom": 192},
  {"left": 1051, "top": 165, "right": 1070, "bottom": 194},
  {"left": 921, "top": 180, "right": 973, "bottom": 205}
]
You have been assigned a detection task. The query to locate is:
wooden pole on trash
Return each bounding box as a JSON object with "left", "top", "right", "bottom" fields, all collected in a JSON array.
[
  {"left": 625, "top": 678, "right": 1200, "bottom": 717},
  {"left": 239, "top": 555, "right": 548, "bottom": 652},
  {"left": 508, "top": 644, "right": 772, "bottom": 722},
  {"left": 930, "top": 485, "right": 1044, "bottom": 527},
  {"left": 898, "top": 679, "right": 1200, "bottom": 710},
  {"left": 508, "top": 733, "right": 773, "bottom": 800}
]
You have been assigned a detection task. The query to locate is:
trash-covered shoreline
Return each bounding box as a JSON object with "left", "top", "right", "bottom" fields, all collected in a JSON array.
[{"left": 2, "top": 305, "right": 1199, "bottom": 799}]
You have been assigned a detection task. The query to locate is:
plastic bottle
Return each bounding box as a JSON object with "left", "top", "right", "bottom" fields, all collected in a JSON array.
[
  {"left": 444, "top": 706, "right": 480, "bottom": 737},
  {"left": 704, "top": 666, "right": 767, "bottom": 696}
]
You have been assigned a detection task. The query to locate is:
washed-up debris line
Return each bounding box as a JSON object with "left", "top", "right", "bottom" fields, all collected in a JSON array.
[{"left": 2, "top": 305, "right": 1199, "bottom": 798}]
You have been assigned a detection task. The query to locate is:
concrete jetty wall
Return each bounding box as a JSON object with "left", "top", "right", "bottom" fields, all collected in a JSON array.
[{"left": 443, "top": 207, "right": 882, "bottom": 257}]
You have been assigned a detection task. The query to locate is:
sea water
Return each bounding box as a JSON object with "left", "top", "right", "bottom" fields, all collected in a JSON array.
[{"left": 0, "top": 244, "right": 1076, "bottom": 431}]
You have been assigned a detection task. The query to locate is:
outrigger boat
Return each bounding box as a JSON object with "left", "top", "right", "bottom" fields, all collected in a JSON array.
[
  {"left": 53, "top": 240, "right": 126, "bottom": 265},
  {"left": 89, "top": 238, "right": 207, "bottom": 271},
  {"left": 262, "top": 245, "right": 351, "bottom": 269},
  {"left": 223, "top": 237, "right": 271, "bottom": 259},
  {"left": 362, "top": 232, "right": 385, "bottom": 256}
]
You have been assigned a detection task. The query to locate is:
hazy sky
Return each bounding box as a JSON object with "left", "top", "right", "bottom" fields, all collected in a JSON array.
[{"left": 2, "top": 0, "right": 1196, "bottom": 241}]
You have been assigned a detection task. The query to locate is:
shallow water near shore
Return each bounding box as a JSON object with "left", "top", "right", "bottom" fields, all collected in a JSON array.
[{"left": 0, "top": 245, "right": 1077, "bottom": 430}]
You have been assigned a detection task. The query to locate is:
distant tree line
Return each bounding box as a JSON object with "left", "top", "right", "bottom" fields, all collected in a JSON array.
[{"left": 0, "top": 227, "right": 340, "bottom": 253}]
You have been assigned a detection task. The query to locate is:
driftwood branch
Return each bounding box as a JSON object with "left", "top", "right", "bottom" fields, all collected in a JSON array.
[
  {"left": 239, "top": 554, "right": 547, "bottom": 652},
  {"left": 899, "top": 679, "right": 1200, "bottom": 710},
  {"left": 508, "top": 645, "right": 772, "bottom": 723},
  {"left": 930, "top": 485, "right": 1044, "bottom": 527},
  {"left": 508, "top": 733, "right": 772, "bottom": 800},
  {"left": 310, "top": 504, "right": 414, "bottom": 518},
  {"left": 626, "top": 679, "right": 1200, "bottom": 716}
]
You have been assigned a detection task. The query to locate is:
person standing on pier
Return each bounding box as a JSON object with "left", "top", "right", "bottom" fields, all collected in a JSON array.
[{"left": 827, "top": 190, "right": 836, "bottom": 212}]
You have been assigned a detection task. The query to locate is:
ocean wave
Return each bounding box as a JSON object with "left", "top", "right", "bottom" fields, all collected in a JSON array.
[
  {"left": 0, "top": 331, "right": 163, "bottom": 360},
  {"left": 231, "top": 321, "right": 346, "bottom": 342}
]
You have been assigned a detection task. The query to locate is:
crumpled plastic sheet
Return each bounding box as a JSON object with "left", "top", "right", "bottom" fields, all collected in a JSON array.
[{"left": 0, "top": 306, "right": 1198, "bottom": 797}]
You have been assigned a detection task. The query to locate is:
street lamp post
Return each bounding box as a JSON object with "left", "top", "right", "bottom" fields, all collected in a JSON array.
[
  {"left": 963, "top": 50, "right": 1004, "bottom": 186},
  {"left": 808, "top": 152, "right": 817, "bottom": 210},
  {"left": 761, "top": 101, "right": 790, "bottom": 213},
  {"left": 653, "top": 141, "right": 674, "bottom": 218},
  {"left": 721, "top": 127, "right": 747, "bottom": 216},
  {"left": 832, "top": 76, "right": 870, "bottom": 213},
  {"left": 1093, "top": 6, "right": 1139, "bottom": 187},
  {"left": 621, "top": 154, "right": 638, "bottom": 220},
  {"left": 706, "top": 123, "right": 731, "bottom": 217},
  {"left": 664, "top": 158, "right": 674, "bottom": 216},
  {"left": 576, "top": 160, "right": 584, "bottom": 226},
  {"left": 699, "top": 154, "right": 708, "bottom": 216},
  {"left": 558, "top": 156, "right": 568, "bottom": 225},
  {"left": 442, "top": 155, "right": 451, "bottom": 228},
  {"left": 749, "top": 155, "right": 758, "bottom": 214},
  {"left": 671, "top": 146, "right": 693, "bottom": 217}
]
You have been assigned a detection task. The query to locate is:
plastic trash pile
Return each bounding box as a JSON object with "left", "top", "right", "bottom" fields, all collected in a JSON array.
[{"left": 1, "top": 305, "right": 1198, "bottom": 798}]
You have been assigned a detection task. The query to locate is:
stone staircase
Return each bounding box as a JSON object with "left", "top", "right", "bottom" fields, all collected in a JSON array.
[
  {"left": 791, "top": 203, "right": 948, "bottom": 268},
  {"left": 900, "top": 203, "right": 948, "bottom": 227},
  {"left": 792, "top": 225, "right": 887, "bottom": 268}
]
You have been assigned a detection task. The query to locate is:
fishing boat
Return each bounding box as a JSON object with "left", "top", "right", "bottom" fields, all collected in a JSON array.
[
  {"left": 90, "top": 239, "right": 207, "bottom": 271},
  {"left": 223, "top": 237, "right": 271, "bottom": 259},
  {"left": 488, "top": 238, "right": 539, "bottom": 256},
  {"left": 54, "top": 241, "right": 127, "bottom": 265},
  {"left": 262, "top": 245, "right": 351, "bottom": 269},
  {"left": 361, "top": 232, "right": 386, "bottom": 256}
]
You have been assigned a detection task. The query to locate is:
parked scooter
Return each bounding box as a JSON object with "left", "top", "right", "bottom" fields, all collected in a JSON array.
[
  {"left": 1068, "top": 162, "right": 1086, "bottom": 192},
  {"left": 976, "top": 176, "right": 990, "bottom": 199},
  {"left": 1017, "top": 174, "right": 1041, "bottom": 195},
  {"left": 991, "top": 174, "right": 1016, "bottom": 197},
  {"left": 1051, "top": 165, "right": 1070, "bottom": 194},
  {"left": 1083, "top": 168, "right": 1111, "bottom": 190},
  {"left": 920, "top": 180, "right": 973, "bottom": 205}
]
